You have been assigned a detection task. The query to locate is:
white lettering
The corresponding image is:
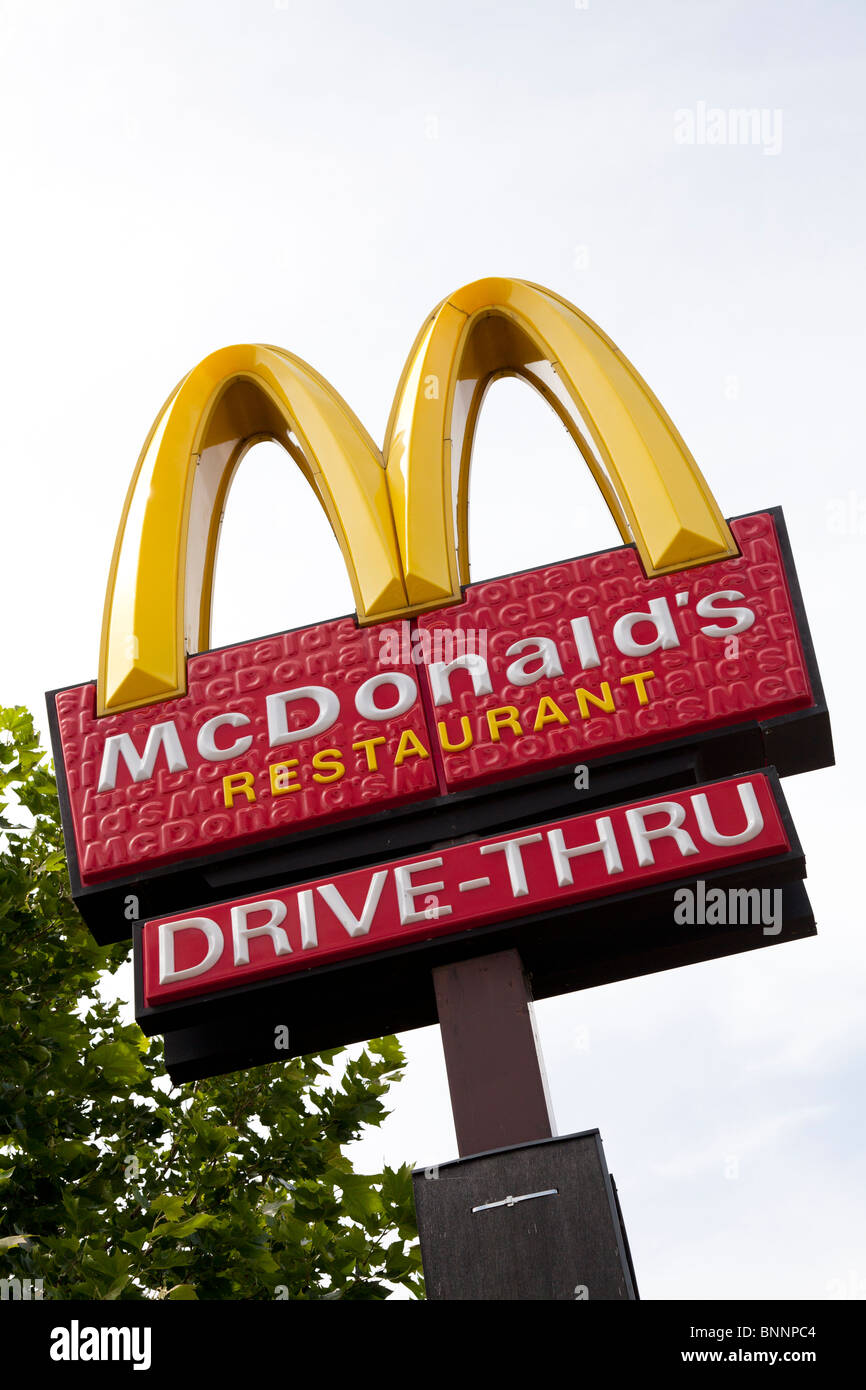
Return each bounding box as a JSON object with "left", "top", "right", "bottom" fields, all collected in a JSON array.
[
  {"left": 570, "top": 616, "right": 601, "bottom": 670},
  {"left": 691, "top": 781, "right": 763, "bottom": 846},
  {"left": 318, "top": 872, "right": 388, "bottom": 937},
  {"left": 98, "top": 721, "right": 187, "bottom": 793},
  {"left": 196, "top": 711, "right": 252, "bottom": 762},
  {"left": 266, "top": 686, "right": 339, "bottom": 746},
  {"left": 297, "top": 889, "right": 317, "bottom": 949},
  {"left": 231, "top": 899, "right": 291, "bottom": 966},
  {"left": 394, "top": 859, "right": 453, "bottom": 923},
  {"left": 504, "top": 638, "right": 563, "bottom": 687},
  {"left": 695, "top": 590, "right": 756, "bottom": 639},
  {"left": 480, "top": 833, "right": 543, "bottom": 896},
  {"left": 158, "top": 917, "right": 223, "bottom": 985},
  {"left": 547, "top": 817, "right": 622, "bottom": 884},
  {"left": 626, "top": 800, "right": 698, "bottom": 867},
  {"left": 429, "top": 653, "right": 493, "bottom": 707},
  {"left": 613, "top": 597, "right": 680, "bottom": 659},
  {"left": 355, "top": 672, "right": 418, "bottom": 720}
]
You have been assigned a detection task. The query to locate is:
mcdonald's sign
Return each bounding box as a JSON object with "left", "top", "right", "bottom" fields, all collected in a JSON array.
[{"left": 46, "top": 278, "right": 831, "bottom": 1073}]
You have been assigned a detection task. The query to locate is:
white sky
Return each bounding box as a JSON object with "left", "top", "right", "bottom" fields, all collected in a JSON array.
[{"left": 2, "top": 0, "right": 864, "bottom": 1299}]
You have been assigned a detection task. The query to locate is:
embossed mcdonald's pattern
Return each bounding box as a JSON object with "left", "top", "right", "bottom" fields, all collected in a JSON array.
[
  {"left": 47, "top": 280, "right": 832, "bottom": 983},
  {"left": 417, "top": 510, "right": 816, "bottom": 792},
  {"left": 53, "top": 615, "right": 439, "bottom": 885}
]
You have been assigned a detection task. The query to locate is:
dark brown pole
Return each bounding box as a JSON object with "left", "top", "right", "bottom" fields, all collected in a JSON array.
[{"left": 432, "top": 948, "right": 556, "bottom": 1157}]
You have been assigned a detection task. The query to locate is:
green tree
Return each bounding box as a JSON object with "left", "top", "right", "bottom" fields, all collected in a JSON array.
[{"left": 0, "top": 706, "right": 422, "bottom": 1300}]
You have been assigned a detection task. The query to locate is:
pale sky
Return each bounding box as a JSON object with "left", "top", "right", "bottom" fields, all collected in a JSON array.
[{"left": 2, "top": 0, "right": 864, "bottom": 1299}]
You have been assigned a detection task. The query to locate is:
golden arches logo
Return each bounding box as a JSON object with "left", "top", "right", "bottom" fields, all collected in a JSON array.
[{"left": 99, "top": 277, "right": 736, "bottom": 716}]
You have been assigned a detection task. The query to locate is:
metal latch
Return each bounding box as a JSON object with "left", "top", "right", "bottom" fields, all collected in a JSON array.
[{"left": 472, "top": 1187, "right": 558, "bottom": 1213}]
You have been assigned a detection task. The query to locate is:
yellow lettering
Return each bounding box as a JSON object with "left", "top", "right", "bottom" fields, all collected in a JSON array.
[
  {"left": 438, "top": 716, "right": 474, "bottom": 752},
  {"left": 269, "top": 760, "right": 301, "bottom": 795},
  {"left": 620, "top": 669, "right": 656, "bottom": 706},
  {"left": 394, "top": 729, "right": 430, "bottom": 766},
  {"left": 352, "top": 736, "right": 386, "bottom": 771},
  {"left": 486, "top": 707, "right": 523, "bottom": 741},
  {"left": 312, "top": 748, "right": 345, "bottom": 783},
  {"left": 223, "top": 770, "right": 256, "bottom": 807},
  {"left": 533, "top": 696, "right": 570, "bottom": 731},
  {"left": 575, "top": 682, "right": 615, "bottom": 719}
]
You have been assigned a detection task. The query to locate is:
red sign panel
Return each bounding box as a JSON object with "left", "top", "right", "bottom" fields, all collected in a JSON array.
[
  {"left": 54, "top": 617, "right": 438, "bottom": 884},
  {"left": 141, "top": 773, "right": 789, "bottom": 1009},
  {"left": 51, "top": 512, "right": 813, "bottom": 896},
  {"left": 416, "top": 512, "right": 812, "bottom": 789}
]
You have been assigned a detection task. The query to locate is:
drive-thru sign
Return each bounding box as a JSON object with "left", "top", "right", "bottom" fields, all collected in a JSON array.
[{"left": 47, "top": 276, "right": 831, "bottom": 1098}]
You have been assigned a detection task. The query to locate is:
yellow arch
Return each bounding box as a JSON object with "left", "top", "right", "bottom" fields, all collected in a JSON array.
[
  {"left": 384, "top": 277, "right": 736, "bottom": 607},
  {"left": 98, "top": 345, "right": 407, "bottom": 715},
  {"left": 98, "top": 280, "right": 736, "bottom": 715}
]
